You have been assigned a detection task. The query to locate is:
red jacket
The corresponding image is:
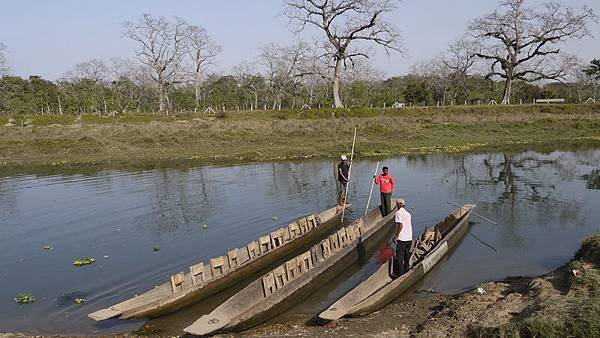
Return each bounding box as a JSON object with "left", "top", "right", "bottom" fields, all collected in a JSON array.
[{"left": 375, "top": 174, "right": 395, "bottom": 193}]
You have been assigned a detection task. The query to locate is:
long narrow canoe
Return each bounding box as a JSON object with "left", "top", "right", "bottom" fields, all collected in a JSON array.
[
  {"left": 89, "top": 204, "right": 349, "bottom": 321},
  {"left": 184, "top": 203, "right": 399, "bottom": 335},
  {"left": 319, "top": 204, "right": 475, "bottom": 320}
]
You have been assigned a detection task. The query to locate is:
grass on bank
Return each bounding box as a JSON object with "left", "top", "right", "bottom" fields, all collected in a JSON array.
[
  {"left": 471, "top": 233, "right": 600, "bottom": 338},
  {"left": 1, "top": 104, "right": 600, "bottom": 173}
]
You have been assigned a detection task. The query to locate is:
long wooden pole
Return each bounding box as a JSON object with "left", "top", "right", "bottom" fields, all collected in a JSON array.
[
  {"left": 365, "top": 161, "right": 380, "bottom": 215},
  {"left": 447, "top": 202, "right": 498, "bottom": 225},
  {"left": 340, "top": 127, "right": 357, "bottom": 224}
]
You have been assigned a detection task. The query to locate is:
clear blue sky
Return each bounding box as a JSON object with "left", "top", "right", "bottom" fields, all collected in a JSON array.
[{"left": 1, "top": 0, "right": 599, "bottom": 80}]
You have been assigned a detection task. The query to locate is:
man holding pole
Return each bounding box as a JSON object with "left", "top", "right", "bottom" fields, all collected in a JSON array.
[
  {"left": 374, "top": 166, "right": 395, "bottom": 216},
  {"left": 337, "top": 155, "right": 350, "bottom": 205}
]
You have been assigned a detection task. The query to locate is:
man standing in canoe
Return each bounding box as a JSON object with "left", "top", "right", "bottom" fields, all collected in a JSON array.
[
  {"left": 393, "top": 199, "right": 412, "bottom": 277},
  {"left": 373, "top": 166, "right": 395, "bottom": 216},
  {"left": 337, "top": 155, "right": 350, "bottom": 205}
]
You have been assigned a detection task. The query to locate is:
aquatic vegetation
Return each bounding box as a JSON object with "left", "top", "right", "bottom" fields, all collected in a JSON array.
[
  {"left": 14, "top": 293, "right": 35, "bottom": 304},
  {"left": 73, "top": 258, "right": 96, "bottom": 266},
  {"left": 43, "top": 245, "right": 53, "bottom": 250},
  {"left": 153, "top": 245, "right": 161, "bottom": 252},
  {"left": 74, "top": 298, "right": 85, "bottom": 305},
  {"left": 272, "top": 216, "right": 279, "bottom": 221}
]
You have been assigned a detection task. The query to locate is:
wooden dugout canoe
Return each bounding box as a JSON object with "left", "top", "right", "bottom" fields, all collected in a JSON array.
[
  {"left": 183, "top": 203, "right": 399, "bottom": 336},
  {"left": 319, "top": 204, "right": 475, "bottom": 320},
  {"left": 88, "top": 204, "right": 349, "bottom": 321}
]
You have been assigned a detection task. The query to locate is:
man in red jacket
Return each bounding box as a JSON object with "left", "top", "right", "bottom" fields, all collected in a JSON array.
[{"left": 374, "top": 166, "right": 395, "bottom": 216}]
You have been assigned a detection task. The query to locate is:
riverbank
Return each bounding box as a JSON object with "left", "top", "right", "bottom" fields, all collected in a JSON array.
[
  {"left": 223, "top": 232, "right": 600, "bottom": 337},
  {"left": 1, "top": 104, "right": 600, "bottom": 174}
]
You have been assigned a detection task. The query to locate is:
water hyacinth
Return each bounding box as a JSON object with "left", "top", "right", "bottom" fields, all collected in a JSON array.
[
  {"left": 73, "top": 258, "right": 96, "bottom": 266},
  {"left": 15, "top": 293, "right": 35, "bottom": 304}
]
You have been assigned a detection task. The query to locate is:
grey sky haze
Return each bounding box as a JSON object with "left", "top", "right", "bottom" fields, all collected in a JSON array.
[{"left": 1, "top": 0, "right": 599, "bottom": 80}]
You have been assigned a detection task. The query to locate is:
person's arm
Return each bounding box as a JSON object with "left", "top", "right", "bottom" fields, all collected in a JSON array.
[
  {"left": 394, "top": 222, "right": 402, "bottom": 242},
  {"left": 338, "top": 167, "right": 348, "bottom": 181},
  {"left": 374, "top": 175, "right": 380, "bottom": 185},
  {"left": 390, "top": 176, "right": 395, "bottom": 192}
]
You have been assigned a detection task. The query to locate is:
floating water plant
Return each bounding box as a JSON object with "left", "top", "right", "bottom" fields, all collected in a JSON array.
[
  {"left": 15, "top": 293, "right": 35, "bottom": 304},
  {"left": 74, "top": 297, "right": 85, "bottom": 305},
  {"left": 153, "top": 245, "right": 161, "bottom": 252},
  {"left": 103, "top": 255, "right": 110, "bottom": 259},
  {"left": 202, "top": 224, "right": 208, "bottom": 229},
  {"left": 73, "top": 258, "right": 96, "bottom": 266},
  {"left": 271, "top": 216, "right": 279, "bottom": 221},
  {"left": 43, "top": 245, "right": 53, "bottom": 250}
]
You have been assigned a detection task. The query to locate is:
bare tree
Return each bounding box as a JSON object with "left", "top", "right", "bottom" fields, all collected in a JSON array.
[
  {"left": 469, "top": 0, "right": 596, "bottom": 104},
  {"left": 284, "top": 0, "right": 402, "bottom": 108},
  {"left": 183, "top": 24, "right": 221, "bottom": 107},
  {"left": 123, "top": 13, "right": 185, "bottom": 113},
  {"left": 0, "top": 43, "right": 9, "bottom": 76},
  {"left": 443, "top": 38, "right": 478, "bottom": 103},
  {"left": 73, "top": 58, "right": 108, "bottom": 84},
  {"left": 234, "top": 61, "right": 263, "bottom": 109},
  {"left": 259, "top": 42, "right": 308, "bottom": 109}
]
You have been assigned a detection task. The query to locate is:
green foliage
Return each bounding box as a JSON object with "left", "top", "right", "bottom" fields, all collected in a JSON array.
[
  {"left": 402, "top": 75, "right": 432, "bottom": 105},
  {"left": 73, "top": 258, "right": 96, "bottom": 266},
  {"left": 575, "top": 233, "right": 600, "bottom": 265},
  {"left": 14, "top": 293, "right": 36, "bottom": 304},
  {"left": 584, "top": 59, "right": 600, "bottom": 81}
]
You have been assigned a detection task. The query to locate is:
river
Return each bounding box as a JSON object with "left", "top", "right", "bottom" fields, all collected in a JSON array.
[{"left": 1, "top": 149, "right": 599, "bottom": 335}]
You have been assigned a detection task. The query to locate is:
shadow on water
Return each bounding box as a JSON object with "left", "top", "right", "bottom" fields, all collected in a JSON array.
[{"left": 0, "top": 147, "right": 599, "bottom": 335}]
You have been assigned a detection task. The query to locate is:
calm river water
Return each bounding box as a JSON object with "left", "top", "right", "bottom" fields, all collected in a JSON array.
[{"left": 1, "top": 149, "right": 599, "bottom": 335}]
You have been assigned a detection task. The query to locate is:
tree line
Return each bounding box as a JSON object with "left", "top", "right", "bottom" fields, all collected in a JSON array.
[{"left": 0, "top": 0, "right": 598, "bottom": 115}]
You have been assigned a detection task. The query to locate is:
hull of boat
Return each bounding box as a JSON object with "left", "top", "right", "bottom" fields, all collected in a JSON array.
[
  {"left": 319, "top": 204, "right": 474, "bottom": 320},
  {"left": 89, "top": 204, "right": 348, "bottom": 321},
  {"left": 184, "top": 205, "right": 398, "bottom": 336}
]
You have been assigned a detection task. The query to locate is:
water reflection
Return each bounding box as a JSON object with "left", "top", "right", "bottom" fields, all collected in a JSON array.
[
  {"left": 581, "top": 169, "right": 600, "bottom": 190},
  {"left": 0, "top": 149, "right": 598, "bottom": 335}
]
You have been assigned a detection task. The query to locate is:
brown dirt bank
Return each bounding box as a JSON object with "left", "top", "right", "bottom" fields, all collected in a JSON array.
[{"left": 1, "top": 105, "right": 600, "bottom": 174}]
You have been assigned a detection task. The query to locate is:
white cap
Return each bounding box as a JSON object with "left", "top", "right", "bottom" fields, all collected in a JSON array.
[{"left": 341, "top": 155, "right": 347, "bottom": 160}]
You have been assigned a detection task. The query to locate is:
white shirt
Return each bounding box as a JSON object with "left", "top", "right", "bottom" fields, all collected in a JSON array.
[{"left": 394, "top": 207, "right": 412, "bottom": 241}]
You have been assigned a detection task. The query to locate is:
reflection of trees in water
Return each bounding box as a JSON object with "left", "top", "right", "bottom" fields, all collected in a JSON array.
[
  {"left": 406, "top": 151, "right": 593, "bottom": 247},
  {"left": 135, "top": 168, "right": 212, "bottom": 236},
  {"left": 0, "top": 179, "right": 18, "bottom": 220},
  {"left": 264, "top": 161, "right": 337, "bottom": 207},
  {"left": 580, "top": 170, "right": 600, "bottom": 190}
]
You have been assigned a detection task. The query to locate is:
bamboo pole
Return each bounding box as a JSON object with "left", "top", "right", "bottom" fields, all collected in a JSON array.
[
  {"left": 340, "top": 127, "right": 357, "bottom": 224},
  {"left": 447, "top": 202, "right": 498, "bottom": 225},
  {"left": 365, "top": 161, "right": 380, "bottom": 215}
]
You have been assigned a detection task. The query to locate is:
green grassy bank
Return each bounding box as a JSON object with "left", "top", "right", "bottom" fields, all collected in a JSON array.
[{"left": 1, "top": 104, "right": 600, "bottom": 173}]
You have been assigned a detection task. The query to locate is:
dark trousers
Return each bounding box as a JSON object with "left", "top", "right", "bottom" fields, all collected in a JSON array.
[
  {"left": 338, "top": 180, "right": 348, "bottom": 204},
  {"left": 394, "top": 240, "right": 412, "bottom": 276},
  {"left": 380, "top": 192, "right": 392, "bottom": 216}
]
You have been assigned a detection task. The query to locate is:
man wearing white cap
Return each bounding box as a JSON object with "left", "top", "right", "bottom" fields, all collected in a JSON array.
[
  {"left": 392, "top": 198, "right": 412, "bottom": 277},
  {"left": 337, "top": 155, "right": 350, "bottom": 205}
]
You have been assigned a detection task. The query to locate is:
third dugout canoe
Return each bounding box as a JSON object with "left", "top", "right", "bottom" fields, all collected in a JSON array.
[{"left": 319, "top": 204, "right": 475, "bottom": 320}]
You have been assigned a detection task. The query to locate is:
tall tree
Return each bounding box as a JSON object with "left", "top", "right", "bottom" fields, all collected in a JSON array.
[
  {"left": 123, "top": 13, "right": 185, "bottom": 113},
  {"left": 183, "top": 24, "right": 221, "bottom": 107},
  {"left": 0, "top": 43, "right": 9, "bottom": 76},
  {"left": 259, "top": 43, "right": 307, "bottom": 109},
  {"left": 443, "top": 38, "right": 478, "bottom": 103},
  {"left": 469, "top": 0, "right": 596, "bottom": 104},
  {"left": 284, "top": 0, "right": 402, "bottom": 108}
]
